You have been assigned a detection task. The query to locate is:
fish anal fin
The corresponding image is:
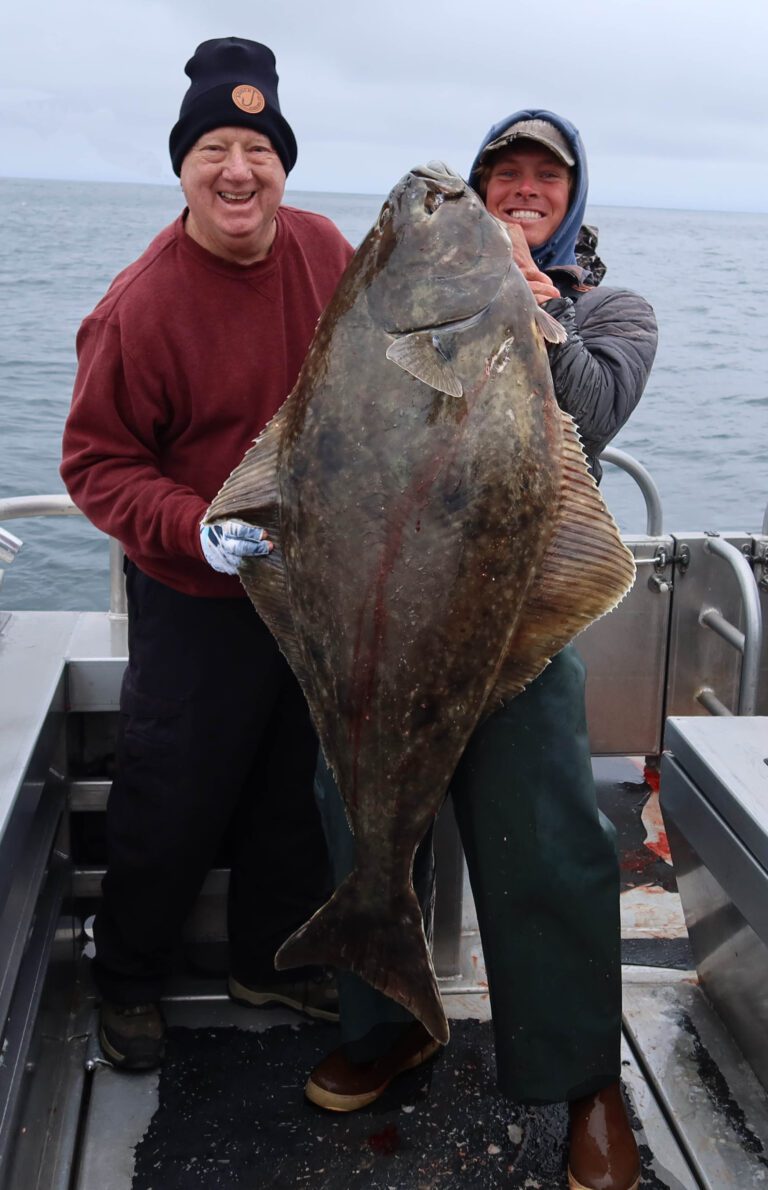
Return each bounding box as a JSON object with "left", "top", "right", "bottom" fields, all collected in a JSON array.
[
  {"left": 386, "top": 332, "right": 463, "bottom": 398},
  {"left": 275, "top": 873, "right": 450, "bottom": 1045},
  {"left": 484, "top": 412, "right": 636, "bottom": 710},
  {"left": 206, "top": 397, "right": 291, "bottom": 530},
  {"left": 236, "top": 546, "right": 314, "bottom": 696},
  {"left": 205, "top": 396, "right": 312, "bottom": 693},
  {"left": 534, "top": 304, "right": 568, "bottom": 345}
]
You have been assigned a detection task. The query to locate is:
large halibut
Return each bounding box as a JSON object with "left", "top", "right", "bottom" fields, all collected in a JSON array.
[{"left": 207, "top": 163, "right": 635, "bottom": 1044}]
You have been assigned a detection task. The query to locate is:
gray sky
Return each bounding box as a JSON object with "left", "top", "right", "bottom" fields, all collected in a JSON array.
[{"left": 3, "top": 0, "right": 767, "bottom": 211}]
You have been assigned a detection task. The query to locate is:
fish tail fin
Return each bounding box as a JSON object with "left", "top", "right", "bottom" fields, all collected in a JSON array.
[{"left": 274, "top": 873, "right": 449, "bottom": 1045}]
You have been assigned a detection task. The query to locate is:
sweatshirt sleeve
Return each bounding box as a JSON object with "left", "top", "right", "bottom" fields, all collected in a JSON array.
[
  {"left": 60, "top": 316, "right": 208, "bottom": 562},
  {"left": 543, "top": 287, "right": 658, "bottom": 458}
]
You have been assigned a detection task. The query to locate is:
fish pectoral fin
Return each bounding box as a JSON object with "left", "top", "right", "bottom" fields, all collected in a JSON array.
[
  {"left": 483, "top": 411, "right": 636, "bottom": 711},
  {"left": 534, "top": 304, "right": 568, "bottom": 345},
  {"left": 386, "top": 332, "right": 463, "bottom": 398}
]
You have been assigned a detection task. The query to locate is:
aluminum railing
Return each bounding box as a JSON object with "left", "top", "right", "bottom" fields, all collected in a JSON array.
[
  {"left": 0, "top": 463, "right": 764, "bottom": 721},
  {"left": 600, "top": 446, "right": 664, "bottom": 536},
  {"left": 0, "top": 452, "right": 660, "bottom": 624},
  {"left": 0, "top": 450, "right": 662, "bottom": 619},
  {"left": 0, "top": 495, "right": 127, "bottom": 617},
  {"left": 696, "top": 534, "right": 764, "bottom": 717}
]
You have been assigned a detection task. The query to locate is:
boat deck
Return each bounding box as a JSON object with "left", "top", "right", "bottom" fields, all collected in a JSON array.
[
  {"left": 11, "top": 759, "right": 768, "bottom": 1190},
  {"left": 2, "top": 610, "right": 768, "bottom": 1188},
  {"left": 22, "top": 813, "right": 768, "bottom": 1190}
]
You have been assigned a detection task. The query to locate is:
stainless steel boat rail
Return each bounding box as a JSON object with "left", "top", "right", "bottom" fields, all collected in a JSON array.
[
  {"left": 0, "top": 448, "right": 664, "bottom": 626},
  {"left": 0, "top": 495, "right": 79, "bottom": 520},
  {"left": 1, "top": 448, "right": 661, "bottom": 618},
  {"left": 600, "top": 446, "right": 664, "bottom": 535},
  {"left": 0, "top": 529, "right": 22, "bottom": 568},
  {"left": 2, "top": 464, "right": 766, "bottom": 730},
  {"left": 0, "top": 495, "right": 126, "bottom": 617},
  {"left": 696, "top": 534, "right": 764, "bottom": 716}
]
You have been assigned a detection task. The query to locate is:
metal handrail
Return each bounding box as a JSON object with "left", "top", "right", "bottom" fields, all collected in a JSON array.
[
  {"left": 0, "top": 495, "right": 126, "bottom": 617},
  {"left": 599, "top": 447, "right": 664, "bottom": 536},
  {"left": 697, "top": 534, "right": 763, "bottom": 716},
  {"left": 0, "top": 447, "right": 666, "bottom": 619},
  {"left": 0, "top": 495, "right": 80, "bottom": 519}
]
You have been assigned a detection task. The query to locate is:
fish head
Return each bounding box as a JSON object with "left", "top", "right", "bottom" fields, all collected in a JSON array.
[{"left": 365, "top": 161, "right": 513, "bottom": 334}]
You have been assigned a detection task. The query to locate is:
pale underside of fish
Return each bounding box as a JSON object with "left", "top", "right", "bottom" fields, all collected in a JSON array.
[{"left": 206, "top": 163, "right": 636, "bottom": 1045}]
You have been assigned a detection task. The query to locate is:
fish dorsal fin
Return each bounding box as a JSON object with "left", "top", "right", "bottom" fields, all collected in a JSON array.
[
  {"left": 483, "top": 411, "right": 636, "bottom": 713},
  {"left": 205, "top": 397, "right": 311, "bottom": 692},
  {"left": 534, "top": 304, "right": 568, "bottom": 345},
  {"left": 386, "top": 332, "right": 463, "bottom": 398}
]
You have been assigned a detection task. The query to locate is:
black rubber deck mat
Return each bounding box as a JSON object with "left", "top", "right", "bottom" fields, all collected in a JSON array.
[
  {"left": 132, "top": 1018, "right": 680, "bottom": 1189},
  {"left": 621, "top": 936, "right": 694, "bottom": 969}
]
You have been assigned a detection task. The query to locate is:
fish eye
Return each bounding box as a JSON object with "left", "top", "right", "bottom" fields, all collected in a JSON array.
[
  {"left": 377, "top": 202, "right": 392, "bottom": 230},
  {"left": 424, "top": 189, "right": 445, "bottom": 215}
]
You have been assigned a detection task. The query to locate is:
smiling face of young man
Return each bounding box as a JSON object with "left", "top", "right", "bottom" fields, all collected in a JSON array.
[
  {"left": 180, "top": 126, "right": 287, "bottom": 265},
  {"left": 483, "top": 141, "right": 571, "bottom": 249}
]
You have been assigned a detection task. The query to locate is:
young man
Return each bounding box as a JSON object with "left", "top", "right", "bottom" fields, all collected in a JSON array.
[
  {"left": 305, "top": 112, "right": 658, "bottom": 1190},
  {"left": 60, "top": 37, "right": 354, "bottom": 1071}
]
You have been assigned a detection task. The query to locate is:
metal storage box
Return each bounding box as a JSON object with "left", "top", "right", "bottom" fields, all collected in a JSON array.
[{"left": 661, "top": 715, "right": 768, "bottom": 1090}]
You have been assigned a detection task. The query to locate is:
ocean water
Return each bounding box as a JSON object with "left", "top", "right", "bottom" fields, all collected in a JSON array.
[{"left": 1, "top": 176, "right": 766, "bottom": 611}]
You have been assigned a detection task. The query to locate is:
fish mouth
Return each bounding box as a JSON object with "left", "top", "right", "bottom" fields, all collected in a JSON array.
[
  {"left": 410, "top": 162, "right": 466, "bottom": 213},
  {"left": 409, "top": 161, "right": 464, "bottom": 188},
  {"left": 377, "top": 164, "right": 466, "bottom": 232}
]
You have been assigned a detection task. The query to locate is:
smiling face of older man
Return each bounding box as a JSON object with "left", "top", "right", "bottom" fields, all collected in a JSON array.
[{"left": 180, "top": 125, "right": 287, "bottom": 266}]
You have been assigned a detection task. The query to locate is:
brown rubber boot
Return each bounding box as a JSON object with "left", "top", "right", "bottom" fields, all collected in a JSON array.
[
  {"left": 305, "top": 1021, "right": 442, "bottom": 1111},
  {"left": 568, "top": 1080, "right": 640, "bottom": 1190}
]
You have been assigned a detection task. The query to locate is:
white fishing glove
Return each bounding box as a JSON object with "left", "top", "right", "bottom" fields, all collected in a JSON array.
[{"left": 199, "top": 519, "right": 272, "bottom": 575}]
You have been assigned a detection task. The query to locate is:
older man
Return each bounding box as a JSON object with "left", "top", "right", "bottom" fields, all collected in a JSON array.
[{"left": 60, "top": 37, "right": 354, "bottom": 1070}]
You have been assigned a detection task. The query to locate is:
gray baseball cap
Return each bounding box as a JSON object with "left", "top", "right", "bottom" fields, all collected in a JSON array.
[{"left": 480, "top": 118, "right": 575, "bottom": 167}]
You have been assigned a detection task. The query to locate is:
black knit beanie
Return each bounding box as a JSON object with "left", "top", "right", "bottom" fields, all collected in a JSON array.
[{"left": 169, "top": 37, "right": 297, "bottom": 176}]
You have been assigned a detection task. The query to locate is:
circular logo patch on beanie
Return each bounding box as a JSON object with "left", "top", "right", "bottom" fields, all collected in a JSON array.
[{"left": 232, "top": 85, "right": 266, "bottom": 114}]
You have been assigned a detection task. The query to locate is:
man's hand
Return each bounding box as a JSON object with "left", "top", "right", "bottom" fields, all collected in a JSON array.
[
  {"left": 504, "top": 222, "right": 561, "bottom": 305},
  {"left": 200, "top": 519, "right": 273, "bottom": 575}
]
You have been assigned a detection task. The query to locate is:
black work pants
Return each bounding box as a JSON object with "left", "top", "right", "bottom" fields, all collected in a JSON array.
[
  {"left": 316, "top": 645, "right": 621, "bottom": 1102},
  {"left": 93, "top": 563, "right": 330, "bottom": 1004}
]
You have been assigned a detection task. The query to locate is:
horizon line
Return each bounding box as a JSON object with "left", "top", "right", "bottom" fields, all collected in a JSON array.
[{"left": 1, "top": 172, "right": 766, "bottom": 218}]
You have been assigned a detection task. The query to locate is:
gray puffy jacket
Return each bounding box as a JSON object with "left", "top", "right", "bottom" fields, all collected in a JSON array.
[{"left": 544, "top": 282, "right": 658, "bottom": 482}]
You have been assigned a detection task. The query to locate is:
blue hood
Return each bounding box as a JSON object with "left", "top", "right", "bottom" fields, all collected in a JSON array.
[{"left": 468, "top": 108, "right": 587, "bottom": 272}]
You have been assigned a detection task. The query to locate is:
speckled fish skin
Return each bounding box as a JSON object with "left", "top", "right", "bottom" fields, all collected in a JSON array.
[{"left": 207, "top": 164, "right": 634, "bottom": 1044}]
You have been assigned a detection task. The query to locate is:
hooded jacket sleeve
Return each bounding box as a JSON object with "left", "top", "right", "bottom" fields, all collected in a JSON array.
[{"left": 544, "top": 286, "right": 658, "bottom": 459}]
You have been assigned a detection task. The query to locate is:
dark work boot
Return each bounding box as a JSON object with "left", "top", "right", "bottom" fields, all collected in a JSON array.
[
  {"left": 228, "top": 968, "right": 339, "bottom": 1021},
  {"left": 98, "top": 1001, "right": 165, "bottom": 1071}
]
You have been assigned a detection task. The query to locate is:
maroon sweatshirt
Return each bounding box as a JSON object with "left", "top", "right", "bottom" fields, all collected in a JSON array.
[{"left": 61, "top": 207, "right": 354, "bottom": 597}]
